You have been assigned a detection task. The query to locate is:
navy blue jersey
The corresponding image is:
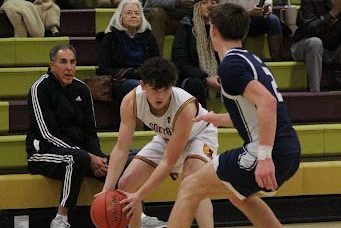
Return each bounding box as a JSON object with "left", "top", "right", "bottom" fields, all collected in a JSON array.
[{"left": 219, "top": 48, "right": 298, "bottom": 153}]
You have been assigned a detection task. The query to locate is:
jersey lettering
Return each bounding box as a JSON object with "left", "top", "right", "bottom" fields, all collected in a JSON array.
[
  {"left": 148, "top": 123, "right": 172, "bottom": 136},
  {"left": 262, "top": 66, "right": 283, "bottom": 102}
]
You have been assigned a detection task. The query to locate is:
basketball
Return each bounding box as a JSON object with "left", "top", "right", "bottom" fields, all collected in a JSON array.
[{"left": 90, "top": 189, "right": 130, "bottom": 228}]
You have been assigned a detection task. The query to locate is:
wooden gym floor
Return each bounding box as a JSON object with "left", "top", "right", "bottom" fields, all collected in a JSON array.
[{"left": 230, "top": 221, "right": 341, "bottom": 227}]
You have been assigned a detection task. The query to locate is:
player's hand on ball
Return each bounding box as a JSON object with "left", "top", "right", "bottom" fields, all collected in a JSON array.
[{"left": 118, "top": 190, "right": 143, "bottom": 219}]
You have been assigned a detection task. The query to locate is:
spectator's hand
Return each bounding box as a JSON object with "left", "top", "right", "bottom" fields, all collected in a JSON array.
[
  {"left": 206, "top": 75, "right": 220, "bottom": 90},
  {"left": 90, "top": 155, "right": 108, "bottom": 177},
  {"left": 255, "top": 158, "right": 277, "bottom": 191},
  {"left": 263, "top": 4, "right": 272, "bottom": 15},
  {"left": 331, "top": 0, "right": 341, "bottom": 16},
  {"left": 94, "top": 166, "right": 107, "bottom": 178},
  {"left": 175, "top": 0, "right": 195, "bottom": 9},
  {"left": 248, "top": 7, "right": 263, "bottom": 17}
]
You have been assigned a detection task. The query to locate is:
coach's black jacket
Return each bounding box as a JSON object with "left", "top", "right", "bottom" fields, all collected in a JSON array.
[{"left": 26, "top": 70, "right": 104, "bottom": 158}]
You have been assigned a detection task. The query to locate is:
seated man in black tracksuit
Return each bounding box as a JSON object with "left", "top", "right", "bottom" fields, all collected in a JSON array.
[{"left": 26, "top": 44, "right": 110, "bottom": 228}]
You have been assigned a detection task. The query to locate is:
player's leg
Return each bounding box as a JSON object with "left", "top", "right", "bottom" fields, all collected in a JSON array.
[
  {"left": 228, "top": 194, "right": 282, "bottom": 228},
  {"left": 168, "top": 161, "right": 234, "bottom": 227},
  {"left": 119, "top": 137, "right": 168, "bottom": 227},
  {"left": 170, "top": 158, "right": 283, "bottom": 228},
  {"left": 117, "top": 158, "right": 155, "bottom": 228},
  {"left": 182, "top": 158, "right": 214, "bottom": 228}
]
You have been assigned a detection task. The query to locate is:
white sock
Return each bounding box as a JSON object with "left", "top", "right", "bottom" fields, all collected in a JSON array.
[{"left": 55, "top": 214, "right": 68, "bottom": 222}]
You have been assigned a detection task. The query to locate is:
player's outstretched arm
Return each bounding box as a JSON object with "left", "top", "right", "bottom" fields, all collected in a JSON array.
[
  {"left": 193, "top": 111, "right": 234, "bottom": 127},
  {"left": 101, "top": 92, "right": 136, "bottom": 193}
]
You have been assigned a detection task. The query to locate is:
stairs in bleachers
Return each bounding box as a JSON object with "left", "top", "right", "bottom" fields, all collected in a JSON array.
[{"left": 2, "top": 91, "right": 341, "bottom": 135}]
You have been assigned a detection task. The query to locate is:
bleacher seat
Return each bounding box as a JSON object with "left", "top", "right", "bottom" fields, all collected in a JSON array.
[{"left": 1, "top": 124, "right": 341, "bottom": 210}]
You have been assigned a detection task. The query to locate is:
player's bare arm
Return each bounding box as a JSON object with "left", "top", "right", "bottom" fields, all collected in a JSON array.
[
  {"left": 193, "top": 111, "right": 234, "bottom": 127},
  {"left": 243, "top": 80, "right": 278, "bottom": 191},
  {"left": 121, "top": 101, "right": 197, "bottom": 217},
  {"left": 102, "top": 91, "right": 137, "bottom": 192}
]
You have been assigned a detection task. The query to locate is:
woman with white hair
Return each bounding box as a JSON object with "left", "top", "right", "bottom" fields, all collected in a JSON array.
[{"left": 97, "top": 0, "right": 160, "bottom": 112}]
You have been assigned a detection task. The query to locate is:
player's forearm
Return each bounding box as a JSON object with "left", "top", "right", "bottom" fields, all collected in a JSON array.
[
  {"left": 102, "top": 148, "right": 128, "bottom": 191},
  {"left": 214, "top": 113, "right": 233, "bottom": 127},
  {"left": 257, "top": 99, "right": 276, "bottom": 147}
]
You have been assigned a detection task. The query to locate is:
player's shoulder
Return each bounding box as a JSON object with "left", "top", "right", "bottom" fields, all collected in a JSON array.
[{"left": 222, "top": 49, "right": 248, "bottom": 64}]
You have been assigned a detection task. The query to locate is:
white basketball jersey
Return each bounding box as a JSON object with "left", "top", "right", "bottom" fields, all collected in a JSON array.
[{"left": 135, "top": 85, "right": 209, "bottom": 141}]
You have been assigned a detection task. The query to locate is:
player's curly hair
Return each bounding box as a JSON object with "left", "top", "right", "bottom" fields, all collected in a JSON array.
[{"left": 140, "top": 57, "right": 178, "bottom": 89}]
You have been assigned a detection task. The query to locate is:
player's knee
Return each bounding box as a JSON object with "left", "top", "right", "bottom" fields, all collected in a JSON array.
[
  {"left": 182, "top": 159, "right": 206, "bottom": 178},
  {"left": 228, "top": 194, "right": 255, "bottom": 209},
  {"left": 117, "top": 177, "right": 127, "bottom": 190},
  {"left": 228, "top": 195, "right": 243, "bottom": 208},
  {"left": 117, "top": 175, "right": 135, "bottom": 191},
  {"left": 178, "top": 176, "right": 200, "bottom": 200}
]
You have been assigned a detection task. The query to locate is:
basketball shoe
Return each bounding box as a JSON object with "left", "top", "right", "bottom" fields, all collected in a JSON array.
[
  {"left": 50, "top": 217, "right": 70, "bottom": 228},
  {"left": 141, "top": 215, "right": 167, "bottom": 228}
]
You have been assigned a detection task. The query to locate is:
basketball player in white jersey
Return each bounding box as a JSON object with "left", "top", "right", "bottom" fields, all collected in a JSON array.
[
  {"left": 168, "top": 3, "right": 300, "bottom": 227},
  {"left": 99, "top": 57, "right": 218, "bottom": 227}
]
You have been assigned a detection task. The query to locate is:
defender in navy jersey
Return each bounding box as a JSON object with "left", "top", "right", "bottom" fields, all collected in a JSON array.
[
  {"left": 99, "top": 57, "right": 218, "bottom": 227},
  {"left": 169, "top": 3, "right": 300, "bottom": 228}
]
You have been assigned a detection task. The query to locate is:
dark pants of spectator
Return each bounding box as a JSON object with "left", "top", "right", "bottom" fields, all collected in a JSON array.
[
  {"left": 250, "top": 13, "right": 283, "bottom": 61},
  {"left": 28, "top": 148, "right": 138, "bottom": 210},
  {"left": 145, "top": 7, "right": 180, "bottom": 53},
  {"left": 112, "top": 79, "right": 140, "bottom": 127},
  {"left": 180, "top": 77, "right": 207, "bottom": 109}
]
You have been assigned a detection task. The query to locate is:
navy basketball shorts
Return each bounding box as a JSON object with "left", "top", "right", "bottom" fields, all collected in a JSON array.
[{"left": 213, "top": 138, "right": 300, "bottom": 200}]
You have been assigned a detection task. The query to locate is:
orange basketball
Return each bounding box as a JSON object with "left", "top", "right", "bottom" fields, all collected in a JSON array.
[{"left": 90, "top": 189, "right": 130, "bottom": 228}]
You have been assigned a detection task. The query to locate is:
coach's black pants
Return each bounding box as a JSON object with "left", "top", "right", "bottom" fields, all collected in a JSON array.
[{"left": 28, "top": 148, "right": 139, "bottom": 210}]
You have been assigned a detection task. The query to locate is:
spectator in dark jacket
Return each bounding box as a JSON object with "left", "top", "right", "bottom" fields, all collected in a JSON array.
[
  {"left": 26, "top": 44, "right": 109, "bottom": 228},
  {"left": 172, "top": 0, "right": 220, "bottom": 108},
  {"left": 97, "top": 0, "right": 160, "bottom": 112},
  {"left": 291, "top": 0, "right": 341, "bottom": 92}
]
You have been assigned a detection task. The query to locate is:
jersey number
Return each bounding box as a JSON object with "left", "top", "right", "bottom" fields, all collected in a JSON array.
[{"left": 262, "top": 66, "right": 283, "bottom": 102}]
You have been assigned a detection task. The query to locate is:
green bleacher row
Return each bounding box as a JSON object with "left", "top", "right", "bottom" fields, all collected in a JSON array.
[
  {"left": 1, "top": 124, "right": 341, "bottom": 209},
  {"left": 1, "top": 160, "right": 341, "bottom": 209},
  {"left": 0, "top": 59, "right": 307, "bottom": 134},
  {"left": 0, "top": 62, "right": 306, "bottom": 98},
  {"left": 1, "top": 125, "right": 341, "bottom": 170},
  {"left": 0, "top": 33, "right": 294, "bottom": 65}
]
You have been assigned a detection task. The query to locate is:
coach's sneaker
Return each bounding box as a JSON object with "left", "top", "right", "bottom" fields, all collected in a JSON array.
[
  {"left": 50, "top": 217, "right": 70, "bottom": 228},
  {"left": 141, "top": 215, "right": 167, "bottom": 228}
]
